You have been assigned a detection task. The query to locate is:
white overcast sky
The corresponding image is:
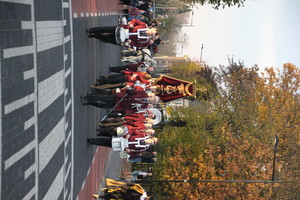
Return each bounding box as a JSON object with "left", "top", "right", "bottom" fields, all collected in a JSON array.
[{"left": 180, "top": 0, "right": 300, "bottom": 70}]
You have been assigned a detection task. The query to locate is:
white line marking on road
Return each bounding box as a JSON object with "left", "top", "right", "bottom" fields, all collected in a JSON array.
[
  {"left": 3, "top": 45, "right": 34, "bottom": 59},
  {"left": 38, "top": 70, "right": 64, "bottom": 113},
  {"left": 65, "top": 99, "right": 71, "bottom": 114},
  {"left": 24, "top": 164, "right": 36, "bottom": 180},
  {"left": 64, "top": 188, "right": 69, "bottom": 200},
  {"left": 24, "top": 116, "right": 35, "bottom": 130},
  {"left": 4, "top": 93, "right": 35, "bottom": 115},
  {"left": 62, "top": 2, "right": 69, "bottom": 8},
  {"left": 38, "top": 118, "right": 64, "bottom": 172},
  {"left": 36, "top": 21, "right": 66, "bottom": 52},
  {"left": 1, "top": 0, "right": 32, "bottom": 4},
  {"left": 65, "top": 162, "right": 71, "bottom": 183},
  {"left": 4, "top": 140, "right": 35, "bottom": 170},
  {"left": 29, "top": 1, "right": 39, "bottom": 199},
  {"left": 64, "top": 35, "right": 71, "bottom": 43},
  {"left": 69, "top": 0, "right": 75, "bottom": 198},
  {"left": 22, "top": 186, "right": 36, "bottom": 200},
  {"left": 64, "top": 88, "right": 68, "bottom": 96},
  {"left": 43, "top": 166, "right": 64, "bottom": 200},
  {"left": 81, "top": 180, "right": 85, "bottom": 190},
  {"left": 65, "top": 130, "right": 71, "bottom": 148},
  {"left": 65, "top": 67, "right": 71, "bottom": 78},
  {"left": 36, "top": 20, "right": 66, "bottom": 29},
  {"left": 22, "top": 21, "right": 33, "bottom": 29},
  {"left": 65, "top": 121, "right": 69, "bottom": 131},
  {"left": 64, "top": 155, "right": 68, "bottom": 166},
  {"left": 23, "top": 69, "right": 35, "bottom": 80}
]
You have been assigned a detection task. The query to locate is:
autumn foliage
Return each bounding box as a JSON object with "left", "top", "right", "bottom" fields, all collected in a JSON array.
[{"left": 151, "top": 63, "right": 300, "bottom": 199}]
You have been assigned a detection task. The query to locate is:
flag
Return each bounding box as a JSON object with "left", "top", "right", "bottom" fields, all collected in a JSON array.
[{"left": 152, "top": 75, "right": 195, "bottom": 102}]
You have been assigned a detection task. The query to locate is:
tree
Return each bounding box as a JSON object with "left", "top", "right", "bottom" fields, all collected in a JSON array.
[
  {"left": 180, "top": 0, "right": 246, "bottom": 9},
  {"left": 169, "top": 61, "right": 218, "bottom": 100},
  {"left": 151, "top": 62, "right": 299, "bottom": 199}
]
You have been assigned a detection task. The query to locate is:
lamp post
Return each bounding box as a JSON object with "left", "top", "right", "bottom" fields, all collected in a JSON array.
[
  {"left": 200, "top": 44, "right": 204, "bottom": 61},
  {"left": 272, "top": 135, "right": 279, "bottom": 181},
  {"left": 175, "top": 45, "right": 184, "bottom": 55},
  {"left": 181, "top": 11, "right": 195, "bottom": 27},
  {"left": 191, "top": 11, "right": 194, "bottom": 26}
]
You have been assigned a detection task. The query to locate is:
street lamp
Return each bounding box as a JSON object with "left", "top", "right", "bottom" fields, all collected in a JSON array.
[
  {"left": 191, "top": 11, "right": 194, "bottom": 26},
  {"left": 199, "top": 44, "right": 204, "bottom": 61},
  {"left": 272, "top": 135, "right": 279, "bottom": 182}
]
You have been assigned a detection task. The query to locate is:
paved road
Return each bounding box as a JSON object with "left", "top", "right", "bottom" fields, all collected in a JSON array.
[{"left": 0, "top": 0, "right": 124, "bottom": 200}]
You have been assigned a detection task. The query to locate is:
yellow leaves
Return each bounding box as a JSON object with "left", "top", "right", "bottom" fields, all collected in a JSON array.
[
  {"left": 163, "top": 174, "right": 171, "bottom": 179},
  {"left": 257, "top": 103, "right": 267, "bottom": 122},
  {"left": 152, "top": 64, "right": 299, "bottom": 199}
]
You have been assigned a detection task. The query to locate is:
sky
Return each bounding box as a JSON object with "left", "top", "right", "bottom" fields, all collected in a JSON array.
[{"left": 179, "top": 0, "right": 300, "bottom": 70}]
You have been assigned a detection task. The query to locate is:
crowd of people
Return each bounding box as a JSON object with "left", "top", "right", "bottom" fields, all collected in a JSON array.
[{"left": 84, "top": 1, "right": 162, "bottom": 199}]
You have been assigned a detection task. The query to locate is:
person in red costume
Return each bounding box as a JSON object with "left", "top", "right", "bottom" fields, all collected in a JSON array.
[
  {"left": 109, "top": 62, "right": 155, "bottom": 74},
  {"left": 87, "top": 135, "right": 158, "bottom": 153},
  {"left": 94, "top": 71, "right": 152, "bottom": 85},
  {"left": 99, "top": 115, "right": 154, "bottom": 128},
  {"left": 121, "top": 19, "right": 157, "bottom": 49},
  {"left": 86, "top": 19, "right": 157, "bottom": 49},
  {"left": 81, "top": 85, "right": 160, "bottom": 112}
]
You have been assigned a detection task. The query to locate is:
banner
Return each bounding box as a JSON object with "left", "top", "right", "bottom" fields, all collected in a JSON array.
[{"left": 152, "top": 75, "right": 195, "bottom": 102}]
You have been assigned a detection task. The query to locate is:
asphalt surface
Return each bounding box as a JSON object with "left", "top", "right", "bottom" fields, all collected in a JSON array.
[
  {"left": 0, "top": 0, "right": 126, "bottom": 200},
  {"left": 73, "top": 14, "right": 125, "bottom": 200}
]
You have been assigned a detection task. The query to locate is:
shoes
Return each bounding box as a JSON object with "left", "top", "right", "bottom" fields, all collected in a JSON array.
[
  {"left": 81, "top": 96, "right": 89, "bottom": 105},
  {"left": 98, "top": 123, "right": 104, "bottom": 127},
  {"left": 92, "top": 194, "right": 99, "bottom": 199}
]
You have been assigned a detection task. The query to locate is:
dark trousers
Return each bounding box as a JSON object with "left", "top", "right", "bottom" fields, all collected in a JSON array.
[
  {"left": 97, "top": 74, "right": 127, "bottom": 84},
  {"left": 102, "top": 117, "right": 123, "bottom": 123},
  {"left": 110, "top": 65, "right": 129, "bottom": 73},
  {"left": 86, "top": 93, "right": 116, "bottom": 102},
  {"left": 107, "top": 111, "right": 125, "bottom": 118},
  {"left": 96, "top": 127, "right": 117, "bottom": 136},
  {"left": 88, "top": 137, "right": 112, "bottom": 147},
  {"left": 101, "top": 121, "right": 123, "bottom": 128},
  {"left": 89, "top": 101, "right": 115, "bottom": 109},
  {"left": 93, "top": 83, "right": 125, "bottom": 90},
  {"left": 88, "top": 26, "right": 118, "bottom": 45}
]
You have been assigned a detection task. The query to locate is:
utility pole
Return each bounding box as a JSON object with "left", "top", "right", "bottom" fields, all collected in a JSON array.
[
  {"left": 272, "top": 135, "right": 279, "bottom": 181},
  {"left": 200, "top": 44, "right": 204, "bottom": 61},
  {"left": 191, "top": 11, "right": 194, "bottom": 26}
]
